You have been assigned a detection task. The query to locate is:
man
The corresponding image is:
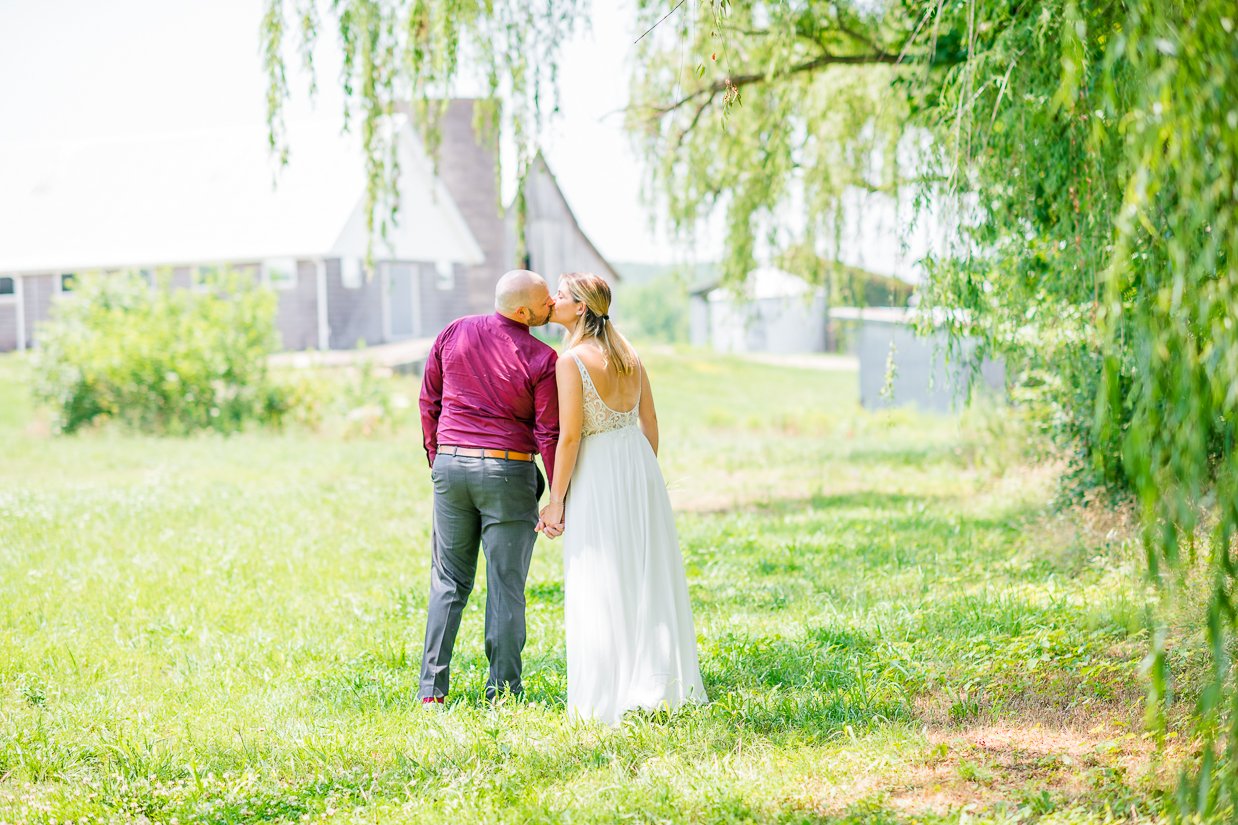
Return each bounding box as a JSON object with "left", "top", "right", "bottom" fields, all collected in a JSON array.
[{"left": 418, "top": 269, "right": 559, "bottom": 704}]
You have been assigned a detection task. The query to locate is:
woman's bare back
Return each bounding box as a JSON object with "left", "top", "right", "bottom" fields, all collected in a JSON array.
[{"left": 568, "top": 344, "right": 642, "bottom": 412}]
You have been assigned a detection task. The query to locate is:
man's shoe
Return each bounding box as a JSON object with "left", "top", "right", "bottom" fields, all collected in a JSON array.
[
  {"left": 485, "top": 688, "right": 523, "bottom": 706},
  {"left": 421, "top": 696, "right": 445, "bottom": 706}
]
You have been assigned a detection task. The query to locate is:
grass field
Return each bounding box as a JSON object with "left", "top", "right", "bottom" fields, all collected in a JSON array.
[{"left": 0, "top": 348, "right": 1179, "bottom": 823}]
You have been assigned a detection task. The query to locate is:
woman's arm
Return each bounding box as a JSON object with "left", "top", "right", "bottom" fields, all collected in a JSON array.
[
  {"left": 537, "top": 354, "right": 583, "bottom": 537},
  {"left": 637, "top": 363, "right": 659, "bottom": 456}
]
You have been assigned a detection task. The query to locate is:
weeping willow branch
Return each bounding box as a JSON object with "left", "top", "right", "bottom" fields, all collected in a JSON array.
[
  {"left": 260, "top": 0, "right": 587, "bottom": 265},
  {"left": 644, "top": 49, "right": 906, "bottom": 118}
]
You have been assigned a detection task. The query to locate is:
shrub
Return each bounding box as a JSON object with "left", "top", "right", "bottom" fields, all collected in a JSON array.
[{"left": 32, "top": 269, "right": 291, "bottom": 434}]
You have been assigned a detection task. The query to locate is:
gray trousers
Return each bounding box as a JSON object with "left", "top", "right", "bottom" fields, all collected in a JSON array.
[{"left": 419, "top": 453, "right": 539, "bottom": 700}]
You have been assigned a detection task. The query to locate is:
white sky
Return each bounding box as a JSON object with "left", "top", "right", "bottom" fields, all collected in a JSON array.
[{"left": 0, "top": 0, "right": 932, "bottom": 276}]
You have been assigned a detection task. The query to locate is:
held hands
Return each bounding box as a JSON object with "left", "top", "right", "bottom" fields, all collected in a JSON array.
[{"left": 536, "top": 499, "right": 565, "bottom": 539}]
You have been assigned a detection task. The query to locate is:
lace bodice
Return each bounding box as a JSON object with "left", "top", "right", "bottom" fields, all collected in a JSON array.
[{"left": 574, "top": 354, "right": 641, "bottom": 437}]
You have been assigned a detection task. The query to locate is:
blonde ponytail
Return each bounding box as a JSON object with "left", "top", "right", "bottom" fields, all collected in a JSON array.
[{"left": 560, "top": 272, "right": 638, "bottom": 375}]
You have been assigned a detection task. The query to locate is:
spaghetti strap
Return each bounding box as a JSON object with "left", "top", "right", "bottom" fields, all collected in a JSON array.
[{"left": 571, "top": 353, "right": 593, "bottom": 389}]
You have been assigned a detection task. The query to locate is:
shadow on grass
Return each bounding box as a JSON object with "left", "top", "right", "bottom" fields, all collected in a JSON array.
[
  {"left": 690, "top": 489, "right": 949, "bottom": 518},
  {"left": 689, "top": 489, "right": 1044, "bottom": 553},
  {"left": 698, "top": 628, "right": 914, "bottom": 743},
  {"left": 310, "top": 622, "right": 909, "bottom": 742},
  {"left": 684, "top": 502, "right": 1045, "bottom": 605},
  {"left": 839, "top": 441, "right": 971, "bottom": 468}
]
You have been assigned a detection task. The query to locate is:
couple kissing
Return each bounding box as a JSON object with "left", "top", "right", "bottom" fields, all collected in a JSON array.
[{"left": 417, "top": 269, "right": 707, "bottom": 725}]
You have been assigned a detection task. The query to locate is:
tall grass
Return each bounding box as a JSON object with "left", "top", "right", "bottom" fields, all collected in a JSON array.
[{"left": 0, "top": 349, "right": 1174, "bottom": 823}]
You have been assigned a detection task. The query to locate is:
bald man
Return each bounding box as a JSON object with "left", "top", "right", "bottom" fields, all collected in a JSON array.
[{"left": 417, "top": 270, "right": 560, "bottom": 704}]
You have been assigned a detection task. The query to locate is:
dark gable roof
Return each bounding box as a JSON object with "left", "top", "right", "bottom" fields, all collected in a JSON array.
[
  {"left": 412, "top": 98, "right": 619, "bottom": 283},
  {"left": 523, "top": 152, "right": 621, "bottom": 283}
]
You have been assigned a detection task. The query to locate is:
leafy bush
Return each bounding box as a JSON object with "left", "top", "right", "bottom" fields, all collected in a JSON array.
[{"left": 33, "top": 269, "right": 291, "bottom": 434}]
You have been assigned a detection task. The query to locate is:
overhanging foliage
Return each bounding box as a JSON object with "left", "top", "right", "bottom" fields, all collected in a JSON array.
[{"left": 263, "top": 1, "right": 1238, "bottom": 812}]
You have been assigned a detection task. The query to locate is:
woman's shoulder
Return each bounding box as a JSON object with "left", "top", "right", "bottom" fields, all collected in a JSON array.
[
  {"left": 563, "top": 343, "right": 603, "bottom": 366},
  {"left": 556, "top": 347, "right": 586, "bottom": 375}
]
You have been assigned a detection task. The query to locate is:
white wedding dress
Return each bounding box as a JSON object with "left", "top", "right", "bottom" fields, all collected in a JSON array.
[{"left": 563, "top": 353, "right": 708, "bottom": 725}]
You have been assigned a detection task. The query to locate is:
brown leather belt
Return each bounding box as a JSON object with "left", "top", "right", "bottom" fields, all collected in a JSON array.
[{"left": 438, "top": 445, "right": 535, "bottom": 462}]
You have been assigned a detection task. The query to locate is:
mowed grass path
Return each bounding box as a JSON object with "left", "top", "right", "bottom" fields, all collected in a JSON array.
[{"left": 0, "top": 350, "right": 1166, "bottom": 823}]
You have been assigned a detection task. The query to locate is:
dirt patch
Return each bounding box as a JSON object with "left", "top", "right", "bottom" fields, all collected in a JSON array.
[
  {"left": 791, "top": 716, "right": 1176, "bottom": 819},
  {"left": 887, "top": 722, "right": 1158, "bottom": 816}
]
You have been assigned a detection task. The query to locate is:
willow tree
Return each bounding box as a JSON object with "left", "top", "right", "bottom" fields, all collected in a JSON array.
[
  {"left": 260, "top": 0, "right": 587, "bottom": 258},
  {"left": 264, "top": 0, "right": 1238, "bottom": 814},
  {"left": 634, "top": 2, "right": 1238, "bottom": 815}
]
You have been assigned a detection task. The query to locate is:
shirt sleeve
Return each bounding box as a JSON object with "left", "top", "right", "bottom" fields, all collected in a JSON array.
[
  {"left": 532, "top": 351, "right": 560, "bottom": 487},
  {"left": 419, "top": 331, "right": 446, "bottom": 469}
]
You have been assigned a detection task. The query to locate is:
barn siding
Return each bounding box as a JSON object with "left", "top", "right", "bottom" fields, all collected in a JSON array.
[
  {"left": 416, "top": 262, "right": 475, "bottom": 333},
  {"left": 326, "top": 258, "right": 385, "bottom": 350},
  {"left": 0, "top": 303, "right": 16, "bottom": 351},
  {"left": 857, "top": 323, "right": 1005, "bottom": 413},
  {"left": 514, "top": 155, "right": 618, "bottom": 293},
  {"left": 170, "top": 266, "right": 193, "bottom": 290},
  {"left": 272, "top": 261, "right": 322, "bottom": 350},
  {"left": 23, "top": 274, "right": 56, "bottom": 345}
]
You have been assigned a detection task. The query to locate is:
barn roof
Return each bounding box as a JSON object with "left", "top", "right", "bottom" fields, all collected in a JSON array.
[
  {"left": 705, "top": 267, "right": 820, "bottom": 301},
  {"left": 507, "top": 152, "right": 621, "bottom": 284}
]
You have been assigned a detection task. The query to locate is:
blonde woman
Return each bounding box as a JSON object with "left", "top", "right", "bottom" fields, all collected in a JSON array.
[{"left": 536, "top": 272, "right": 707, "bottom": 724}]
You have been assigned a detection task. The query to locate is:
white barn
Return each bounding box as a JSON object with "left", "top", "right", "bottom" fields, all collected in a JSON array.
[
  {"left": 690, "top": 267, "right": 828, "bottom": 354},
  {"left": 0, "top": 99, "right": 618, "bottom": 353},
  {"left": 831, "top": 306, "right": 1006, "bottom": 412}
]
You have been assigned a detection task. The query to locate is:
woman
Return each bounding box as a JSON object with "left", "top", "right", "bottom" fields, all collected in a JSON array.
[{"left": 536, "top": 272, "right": 707, "bottom": 725}]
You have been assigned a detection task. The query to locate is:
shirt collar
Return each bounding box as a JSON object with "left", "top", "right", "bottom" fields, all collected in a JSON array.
[{"left": 494, "top": 312, "right": 529, "bottom": 332}]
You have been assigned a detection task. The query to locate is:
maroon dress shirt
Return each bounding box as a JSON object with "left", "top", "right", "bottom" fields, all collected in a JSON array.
[{"left": 420, "top": 313, "right": 560, "bottom": 484}]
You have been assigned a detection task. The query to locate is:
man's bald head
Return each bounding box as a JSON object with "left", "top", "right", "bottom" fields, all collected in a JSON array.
[
  {"left": 495, "top": 270, "right": 545, "bottom": 312},
  {"left": 495, "top": 269, "right": 553, "bottom": 326}
]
